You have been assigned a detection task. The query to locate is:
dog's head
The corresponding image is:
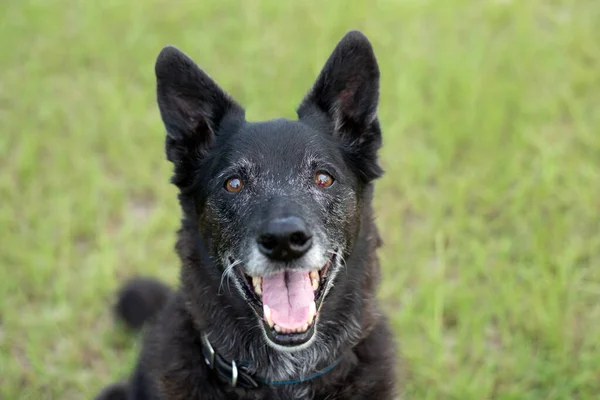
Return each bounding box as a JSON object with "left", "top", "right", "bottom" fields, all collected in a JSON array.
[{"left": 156, "top": 31, "right": 382, "bottom": 351}]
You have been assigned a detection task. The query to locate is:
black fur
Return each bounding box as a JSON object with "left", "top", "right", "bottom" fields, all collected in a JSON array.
[
  {"left": 114, "top": 278, "right": 172, "bottom": 331},
  {"left": 97, "top": 30, "right": 397, "bottom": 399},
  {"left": 95, "top": 382, "right": 129, "bottom": 400}
]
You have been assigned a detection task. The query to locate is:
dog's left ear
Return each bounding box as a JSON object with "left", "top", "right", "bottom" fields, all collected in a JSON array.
[{"left": 298, "top": 30, "right": 382, "bottom": 181}]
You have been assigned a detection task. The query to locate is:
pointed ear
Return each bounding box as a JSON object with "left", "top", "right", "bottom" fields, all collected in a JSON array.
[
  {"left": 297, "top": 31, "right": 382, "bottom": 181},
  {"left": 155, "top": 46, "right": 244, "bottom": 187}
]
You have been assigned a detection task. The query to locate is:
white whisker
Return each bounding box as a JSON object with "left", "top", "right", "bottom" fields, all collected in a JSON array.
[
  {"left": 327, "top": 249, "right": 347, "bottom": 273},
  {"left": 219, "top": 259, "right": 242, "bottom": 295}
]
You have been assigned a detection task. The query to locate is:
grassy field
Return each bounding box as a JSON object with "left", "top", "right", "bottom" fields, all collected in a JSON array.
[{"left": 1, "top": 0, "right": 600, "bottom": 398}]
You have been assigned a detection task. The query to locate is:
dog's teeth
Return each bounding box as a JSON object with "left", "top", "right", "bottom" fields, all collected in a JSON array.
[
  {"left": 252, "top": 276, "right": 262, "bottom": 295},
  {"left": 263, "top": 305, "right": 274, "bottom": 328},
  {"left": 301, "top": 323, "right": 308, "bottom": 332},
  {"left": 274, "top": 324, "right": 281, "bottom": 333},
  {"left": 309, "top": 270, "right": 319, "bottom": 291},
  {"left": 309, "top": 300, "right": 317, "bottom": 315},
  {"left": 311, "top": 277, "right": 319, "bottom": 291},
  {"left": 308, "top": 301, "right": 317, "bottom": 325}
]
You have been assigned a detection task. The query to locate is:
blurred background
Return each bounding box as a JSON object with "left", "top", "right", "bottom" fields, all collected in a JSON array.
[{"left": 1, "top": 0, "right": 599, "bottom": 398}]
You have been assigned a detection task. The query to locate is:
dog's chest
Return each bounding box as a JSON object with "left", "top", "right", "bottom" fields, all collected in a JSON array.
[
  {"left": 265, "top": 385, "right": 313, "bottom": 400},
  {"left": 222, "top": 384, "right": 312, "bottom": 400}
]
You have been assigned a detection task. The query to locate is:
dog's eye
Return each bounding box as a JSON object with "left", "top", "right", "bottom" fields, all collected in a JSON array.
[
  {"left": 315, "top": 171, "right": 334, "bottom": 188},
  {"left": 225, "top": 177, "right": 243, "bottom": 193}
]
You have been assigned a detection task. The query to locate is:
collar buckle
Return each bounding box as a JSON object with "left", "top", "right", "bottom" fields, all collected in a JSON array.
[
  {"left": 201, "top": 333, "right": 215, "bottom": 368},
  {"left": 201, "top": 333, "right": 257, "bottom": 389}
]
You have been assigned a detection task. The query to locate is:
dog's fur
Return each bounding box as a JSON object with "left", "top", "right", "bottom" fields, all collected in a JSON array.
[{"left": 96, "top": 31, "right": 396, "bottom": 400}]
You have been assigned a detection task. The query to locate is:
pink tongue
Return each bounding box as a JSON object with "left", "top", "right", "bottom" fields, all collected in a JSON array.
[{"left": 262, "top": 270, "right": 314, "bottom": 330}]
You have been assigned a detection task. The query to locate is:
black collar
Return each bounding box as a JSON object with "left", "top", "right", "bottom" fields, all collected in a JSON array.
[{"left": 200, "top": 333, "right": 341, "bottom": 389}]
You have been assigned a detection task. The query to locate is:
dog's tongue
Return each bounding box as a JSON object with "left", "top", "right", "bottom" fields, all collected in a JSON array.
[{"left": 262, "top": 270, "right": 313, "bottom": 330}]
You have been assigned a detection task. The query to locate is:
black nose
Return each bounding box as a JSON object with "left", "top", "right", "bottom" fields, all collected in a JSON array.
[{"left": 257, "top": 217, "right": 313, "bottom": 262}]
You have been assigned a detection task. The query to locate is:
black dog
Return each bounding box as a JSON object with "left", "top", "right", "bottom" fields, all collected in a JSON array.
[{"left": 97, "top": 30, "right": 396, "bottom": 400}]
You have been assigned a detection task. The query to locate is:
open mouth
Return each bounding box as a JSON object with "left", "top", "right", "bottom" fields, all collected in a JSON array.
[{"left": 230, "top": 253, "right": 336, "bottom": 347}]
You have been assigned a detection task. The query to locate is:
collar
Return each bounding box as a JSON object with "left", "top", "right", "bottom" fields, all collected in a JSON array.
[{"left": 201, "top": 333, "right": 341, "bottom": 389}]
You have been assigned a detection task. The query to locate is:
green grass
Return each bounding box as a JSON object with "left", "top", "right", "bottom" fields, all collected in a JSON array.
[{"left": 1, "top": 0, "right": 599, "bottom": 398}]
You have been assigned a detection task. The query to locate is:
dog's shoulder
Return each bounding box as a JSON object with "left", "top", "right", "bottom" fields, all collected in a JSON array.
[
  {"left": 133, "top": 293, "right": 224, "bottom": 399},
  {"left": 312, "top": 314, "right": 398, "bottom": 400},
  {"left": 350, "top": 315, "right": 398, "bottom": 398}
]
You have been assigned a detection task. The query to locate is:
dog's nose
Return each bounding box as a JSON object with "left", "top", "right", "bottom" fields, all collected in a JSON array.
[{"left": 257, "top": 217, "right": 313, "bottom": 262}]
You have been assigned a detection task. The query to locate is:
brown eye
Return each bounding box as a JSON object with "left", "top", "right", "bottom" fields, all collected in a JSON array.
[
  {"left": 225, "top": 177, "right": 243, "bottom": 193},
  {"left": 315, "top": 171, "right": 334, "bottom": 188}
]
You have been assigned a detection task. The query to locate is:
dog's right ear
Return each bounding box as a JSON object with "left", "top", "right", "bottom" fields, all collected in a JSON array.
[{"left": 155, "top": 46, "right": 244, "bottom": 187}]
